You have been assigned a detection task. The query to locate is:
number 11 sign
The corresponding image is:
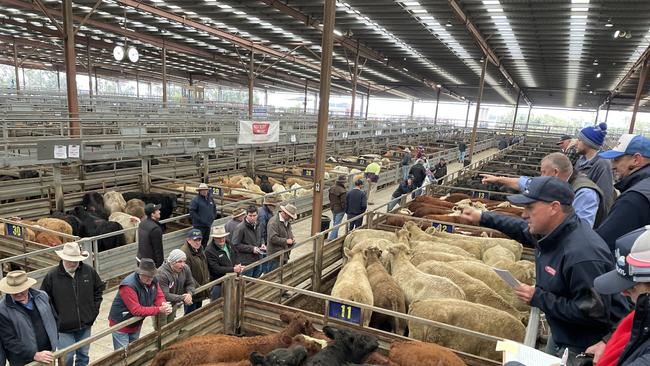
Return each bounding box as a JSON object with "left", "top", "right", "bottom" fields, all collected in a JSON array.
[{"left": 328, "top": 300, "right": 362, "bottom": 325}]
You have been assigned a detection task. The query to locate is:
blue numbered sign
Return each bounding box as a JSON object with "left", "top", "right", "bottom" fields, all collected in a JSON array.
[
  {"left": 5, "top": 224, "right": 23, "bottom": 238},
  {"left": 431, "top": 221, "right": 454, "bottom": 233},
  {"left": 328, "top": 300, "right": 362, "bottom": 325}
]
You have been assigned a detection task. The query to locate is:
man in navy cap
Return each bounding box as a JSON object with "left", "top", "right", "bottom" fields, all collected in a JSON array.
[
  {"left": 586, "top": 226, "right": 650, "bottom": 365},
  {"left": 462, "top": 176, "right": 628, "bottom": 356},
  {"left": 596, "top": 134, "right": 650, "bottom": 251}
]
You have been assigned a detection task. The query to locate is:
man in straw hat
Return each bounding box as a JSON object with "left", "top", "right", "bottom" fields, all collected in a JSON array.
[
  {"left": 41, "top": 242, "right": 105, "bottom": 366},
  {"left": 108, "top": 258, "right": 172, "bottom": 350},
  {"left": 189, "top": 182, "right": 217, "bottom": 247},
  {"left": 401, "top": 147, "right": 412, "bottom": 181},
  {"left": 205, "top": 225, "right": 242, "bottom": 300},
  {"left": 225, "top": 206, "right": 247, "bottom": 235},
  {"left": 267, "top": 203, "right": 297, "bottom": 271},
  {"left": 0, "top": 270, "right": 58, "bottom": 365}
]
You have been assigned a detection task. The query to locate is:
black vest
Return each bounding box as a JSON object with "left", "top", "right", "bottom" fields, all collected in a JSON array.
[{"left": 108, "top": 272, "right": 158, "bottom": 327}]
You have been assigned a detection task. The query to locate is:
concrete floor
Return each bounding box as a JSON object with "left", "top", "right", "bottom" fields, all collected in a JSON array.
[{"left": 82, "top": 148, "right": 498, "bottom": 363}]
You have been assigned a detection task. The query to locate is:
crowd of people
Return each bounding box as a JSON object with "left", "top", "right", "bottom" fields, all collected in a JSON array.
[
  {"left": 463, "top": 127, "right": 650, "bottom": 365},
  {"left": 0, "top": 125, "right": 647, "bottom": 366}
]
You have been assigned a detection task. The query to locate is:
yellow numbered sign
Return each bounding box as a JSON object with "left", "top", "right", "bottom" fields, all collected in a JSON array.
[{"left": 328, "top": 300, "right": 362, "bottom": 325}]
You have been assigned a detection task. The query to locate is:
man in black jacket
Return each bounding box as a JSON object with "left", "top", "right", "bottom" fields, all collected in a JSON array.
[
  {"left": 232, "top": 205, "right": 263, "bottom": 278},
  {"left": 408, "top": 159, "right": 427, "bottom": 197},
  {"left": 388, "top": 175, "right": 414, "bottom": 211},
  {"left": 596, "top": 134, "right": 650, "bottom": 251},
  {"left": 432, "top": 158, "right": 448, "bottom": 185},
  {"left": 205, "top": 225, "right": 242, "bottom": 300},
  {"left": 461, "top": 176, "right": 628, "bottom": 356},
  {"left": 41, "top": 242, "right": 105, "bottom": 366},
  {"left": 345, "top": 179, "right": 367, "bottom": 231},
  {"left": 137, "top": 203, "right": 164, "bottom": 267},
  {"left": 328, "top": 175, "right": 347, "bottom": 240},
  {"left": 189, "top": 183, "right": 217, "bottom": 247}
]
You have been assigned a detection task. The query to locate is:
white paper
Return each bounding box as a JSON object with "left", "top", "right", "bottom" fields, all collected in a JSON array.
[
  {"left": 496, "top": 340, "right": 561, "bottom": 366},
  {"left": 68, "top": 145, "right": 80, "bottom": 158},
  {"left": 493, "top": 268, "right": 522, "bottom": 288},
  {"left": 290, "top": 134, "right": 297, "bottom": 143},
  {"left": 54, "top": 145, "right": 67, "bottom": 159},
  {"left": 208, "top": 138, "right": 216, "bottom": 148}
]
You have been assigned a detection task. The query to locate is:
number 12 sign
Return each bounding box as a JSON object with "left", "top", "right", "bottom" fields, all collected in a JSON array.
[{"left": 328, "top": 300, "right": 362, "bottom": 325}]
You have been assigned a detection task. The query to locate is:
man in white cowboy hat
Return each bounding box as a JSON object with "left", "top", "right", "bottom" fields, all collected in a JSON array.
[
  {"left": 0, "top": 270, "right": 58, "bottom": 365},
  {"left": 266, "top": 203, "right": 297, "bottom": 271},
  {"left": 108, "top": 258, "right": 172, "bottom": 350},
  {"left": 205, "top": 225, "right": 242, "bottom": 300},
  {"left": 225, "top": 206, "right": 247, "bottom": 235},
  {"left": 189, "top": 182, "right": 217, "bottom": 247},
  {"left": 41, "top": 242, "right": 105, "bottom": 366}
]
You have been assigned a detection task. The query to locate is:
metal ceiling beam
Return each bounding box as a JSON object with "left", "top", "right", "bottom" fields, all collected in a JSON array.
[
  {"left": 258, "top": 0, "right": 464, "bottom": 100},
  {"left": 600, "top": 44, "right": 650, "bottom": 108},
  {"left": 447, "top": 0, "right": 531, "bottom": 107}
]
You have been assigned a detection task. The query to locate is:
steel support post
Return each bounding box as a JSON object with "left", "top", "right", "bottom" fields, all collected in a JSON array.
[
  {"left": 63, "top": 0, "right": 80, "bottom": 137},
  {"left": 13, "top": 41, "right": 20, "bottom": 93},
  {"left": 310, "top": 0, "right": 335, "bottom": 236},
  {"left": 94, "top": 68, "right": 98, "bottom": 95},
  {"left": 57, "top": 69, "right": 61, "bottom": 91},
  {"left": 248, "top": 52, "right": 254, "bottom": 119},
  {"left": 464, "top": 101, "right": 471, "bottom": 128},
  {"left": 162, "top": 47, "right": 167, "bottom": 108},
  {"left": 359, "top": 94, "right": 364, "bottom": 118},
  {"left": 511, "top": 92, "right": 520, "bottom": 132},
  {"left": 303, "top": 79, "right": 308, "bottom": 114},
  {"left": 630, "top": 58, "right": 649, "bottom": 133},
  {"left": 136, "top": 73, "right": 140, "bottom": 98},
  {"left": 365, "top": 89, "right": 370, "bottom": 119},
  {"left": 594, "top": 107, "right": 600, "bottom": 125},
  {"left": 604, "top": 102, "right": 610, "bottom": 123},
  {"left": 524, "top": 106, "right": 532, "bottom": 133},
  {"left": 87, "top": 40, "right": 92, "bottom": 98},
  {"left": 141, "top": 157, "right": 151, "bottom": 193},
  {"left": 264, "top": 88, "right": 268, "bottom": 106},
  {"left": 433, "top": 88, "right": 441, "bottom": 130},
  {"left": 350, "top": 47, "right": 359, "bottom": 118},
  {"left": 468, "top": 59, "right": 488, "bottom": 162},
  {"left": 410, "top": 99, "right": 415, "bottom": 119}
]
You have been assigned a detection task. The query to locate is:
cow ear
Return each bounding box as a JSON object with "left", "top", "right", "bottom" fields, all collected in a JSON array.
[
  {"left": 323, "top": 326, "right": 336, "bottom": 339},
  {"left": 249, "top": 352, "right": 264, "bottom": 364}
]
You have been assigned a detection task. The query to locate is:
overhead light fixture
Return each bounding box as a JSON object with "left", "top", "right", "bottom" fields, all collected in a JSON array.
[
  {"left": 596, "top": 72, "right": 602, "bottom": 78},
  {"left": 127, "top": 46, "right": 139, "bottom": 63},
  {"left": 605, "top": 18, "right": 613, "bottom": 27},
  {"left": 436, "top": 84, "right": 442, "bottom": 88},
  {"left": 113, "top": 45, "right": 125, "bottom": 61},
  {"left": 614, "top": 30, "right": 632, "bottom": 39},
  {"left": 592, "top": 59, "right": 599, "bottom": 65},
  {"left": 578, "top": 103, "right": 583, "bottom": 107},
  {"left": 589, "top": 90, "right": 593, "bottom": 94},
  {"left": 445, "top": 20, "right": 452, "bottom": 27}
]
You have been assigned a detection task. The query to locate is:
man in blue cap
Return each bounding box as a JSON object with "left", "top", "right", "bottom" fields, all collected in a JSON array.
[
  {"left": 575, "top": 123, "right": 615, "bottom": 214},
  {"left": 462, "top": 176, "right": 628, "bottom": 356},
  {"left": 597, "top": 134, "right": 650, "bottom": 251}
]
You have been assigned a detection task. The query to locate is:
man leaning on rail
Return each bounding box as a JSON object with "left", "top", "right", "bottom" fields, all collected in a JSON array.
[{"left": 461, "top": 176, "right": 628, "bottom": 357}]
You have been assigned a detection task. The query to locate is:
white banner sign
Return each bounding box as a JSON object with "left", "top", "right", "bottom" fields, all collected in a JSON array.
[{"left": 238, "top": 120, "right": 279, "bottom": 144}]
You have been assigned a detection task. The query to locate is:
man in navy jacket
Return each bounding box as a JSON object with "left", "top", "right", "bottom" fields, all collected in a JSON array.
[
  {"left": 462, "top": 176, "right": 628, "bottom": 356},
  {"left": 189, "top": 183, "right": 217, "bottom": 247}
]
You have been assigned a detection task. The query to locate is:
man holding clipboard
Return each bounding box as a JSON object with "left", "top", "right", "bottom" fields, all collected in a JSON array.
[{"left": 461, "top": 176, "right": 628, "bottom": 357}]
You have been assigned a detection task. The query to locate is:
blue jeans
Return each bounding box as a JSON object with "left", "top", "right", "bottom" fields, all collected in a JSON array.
[
  {"left": 387, "top": 196, "right": 400, "bottom": 212},
  {"left": 184, "top": 300, "right": 203, "bottom": 314},
  {"left": 210, "top": 285, "right": 222, "bottom": 301},
  {"left": 327, "top": 212, "right": 345, "bottom": 240},
  {"left": 402, "top": 165, "right": 410, "bottom": 180},
  {"left": 59, "top": 327, "right": 91, "bottom": 366},
  {"left": 244, "top": 265, "right": 263, "bottom": 278},
  {"left": 112, "top": 329, "right": 141, "bottom": 350},
  {"left": 458, "top": 151, "right": 466, "bottom": 162},
  {"left": 347, "top": 215, "right": 363, "bottom": 231}
]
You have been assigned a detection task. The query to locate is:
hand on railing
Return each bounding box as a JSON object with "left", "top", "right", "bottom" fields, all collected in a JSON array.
[{"left": 33, "top": 351, "right": 54, "bottom": 364}]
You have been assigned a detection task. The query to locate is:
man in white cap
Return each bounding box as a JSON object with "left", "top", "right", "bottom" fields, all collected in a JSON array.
[
  {"left": 189, "top": 183, "right": 217, "bottom": 247},
  {"left": 41, "top": 242, "right": 105, "bottom": 366},
  {"left": 155, "top": 249, "right": 195, "bottom": 326},
  {"left": 266, "top": 203, "right": 297, "bottom": 271},
  {"left": 401, "top": 147, "right": 412, "bottom": 180},
  {"left": 205, "top": 226, "right": 242, "bottom": 300},
  {"left": 0, "top": 270, "right": 58, "bottom": 365}
]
